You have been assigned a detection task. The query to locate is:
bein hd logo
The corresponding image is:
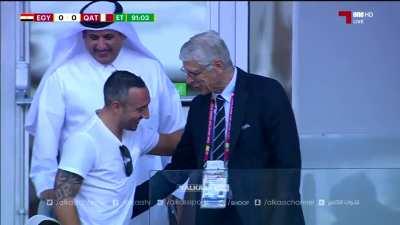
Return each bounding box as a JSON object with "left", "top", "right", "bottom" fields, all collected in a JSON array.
[{"left": 338, "top": 10, "right": 374, "bottom": 24}]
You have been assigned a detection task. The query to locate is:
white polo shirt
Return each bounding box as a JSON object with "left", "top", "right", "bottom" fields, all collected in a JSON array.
[{"left": 59, "top": 114, "right": 159, "bottom": 225}]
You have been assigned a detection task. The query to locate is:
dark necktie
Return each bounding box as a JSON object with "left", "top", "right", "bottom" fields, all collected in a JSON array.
[{"left": 212, "top": 95, "right": 226, "bottom": 160}]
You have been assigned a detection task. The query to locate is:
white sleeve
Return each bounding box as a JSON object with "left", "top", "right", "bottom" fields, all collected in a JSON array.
[
  {"left": 136, "top": 125, "right": 159, "bottom": 155},
  {"left": 58, "top": 133, "right": 95, "bottom": 179},
  {"left": 30, "top": 74, "right": 65, "bottom": 197},
  {"left": 155, "top": 63, "right": 186, "bottom": 133}
]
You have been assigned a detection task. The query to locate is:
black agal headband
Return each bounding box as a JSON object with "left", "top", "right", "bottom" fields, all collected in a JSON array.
[{"left": 80, "top": 0, "right": 123, "bottom": 28}]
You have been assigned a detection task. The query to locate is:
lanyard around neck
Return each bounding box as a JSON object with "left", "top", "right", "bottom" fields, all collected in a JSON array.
[{"left": 204, "top": 93, "right": 235, "bottom": 162}]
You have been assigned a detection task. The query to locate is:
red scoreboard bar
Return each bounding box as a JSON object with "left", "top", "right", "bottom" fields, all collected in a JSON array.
[{"left": 34, "top": 13, "right": 54, "bottom": 22}]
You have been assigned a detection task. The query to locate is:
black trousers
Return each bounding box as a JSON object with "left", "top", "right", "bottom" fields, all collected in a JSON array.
[{"left": 196, "top": 205, "right": 242, "bottom": 225}]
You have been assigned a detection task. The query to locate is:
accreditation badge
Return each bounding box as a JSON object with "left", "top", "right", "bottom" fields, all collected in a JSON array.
[{"left": 200, "top": 160, "right": 229, "bottom": 209}]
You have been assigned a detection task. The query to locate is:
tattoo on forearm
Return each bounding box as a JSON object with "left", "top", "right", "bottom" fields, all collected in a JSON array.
[{"left": 54, "top": 169, "right": 83, "bottom": 202}]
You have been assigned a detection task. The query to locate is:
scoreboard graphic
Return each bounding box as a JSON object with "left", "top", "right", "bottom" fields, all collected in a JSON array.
[{"left": 20, "top": 13, "right": 155, "bottom": 22}]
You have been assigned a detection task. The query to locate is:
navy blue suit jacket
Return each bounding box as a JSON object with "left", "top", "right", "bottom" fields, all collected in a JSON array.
[{"left": 133, "top": 68, "right": 305, "bottom": 225}]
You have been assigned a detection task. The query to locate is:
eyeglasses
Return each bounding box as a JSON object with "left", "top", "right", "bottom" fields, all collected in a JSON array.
[
  {"left": 119, "top": 145, "right": 133, "bottom": 177},
  {"left": 180, "top": 64, "right": 211, "bottom": 78}
]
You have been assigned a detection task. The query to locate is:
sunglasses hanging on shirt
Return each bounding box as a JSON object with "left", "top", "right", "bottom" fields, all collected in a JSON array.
[{"left": 119, "top": 145, "right": 133, "bottom": 177}]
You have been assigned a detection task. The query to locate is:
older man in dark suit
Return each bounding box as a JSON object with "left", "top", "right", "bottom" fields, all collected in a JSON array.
[{"left": 132, "top": 30, "right": 304, "bottom": 225}]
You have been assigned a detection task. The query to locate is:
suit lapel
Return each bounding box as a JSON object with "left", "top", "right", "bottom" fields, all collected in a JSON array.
[
  {"left": 230, "top": 68, "right": 248, "bottom": 154},
  {"left": 196, "top": 94, "right": 212, "bottom": 165}
]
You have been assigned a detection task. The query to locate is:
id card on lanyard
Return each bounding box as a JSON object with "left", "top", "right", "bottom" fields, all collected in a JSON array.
[
  {"left": 200, "top": 94, "right": 234, "bottom": 209},
  {"left": 201, "top": 160, "right": 229, "bottom": 208}
]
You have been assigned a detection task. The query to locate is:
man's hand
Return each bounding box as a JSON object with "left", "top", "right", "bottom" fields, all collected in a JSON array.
[
  {"left": 149, "top": 129, "right": 183, "bottom": 156},
  {"left": 40, "top": 189, "right": 56, "bottom": 200}
]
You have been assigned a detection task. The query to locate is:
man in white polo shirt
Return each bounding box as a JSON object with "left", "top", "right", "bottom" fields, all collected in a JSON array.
[{"left": 53, "top": 70, "right": 181, "bottom": 225}]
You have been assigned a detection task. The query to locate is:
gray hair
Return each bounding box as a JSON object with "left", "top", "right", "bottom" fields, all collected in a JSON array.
[{"left": 179, "top": 30, "right": 233, "bottom": 68}]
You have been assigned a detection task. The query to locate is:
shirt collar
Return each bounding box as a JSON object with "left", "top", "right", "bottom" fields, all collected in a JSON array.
[
  {"left": 94, "top": 112, "right": 122, "bottom": 145},
  {"left": 213, "top": 67, "right": 237, "bottom": 102},
  {"left": 94, "top": 111, "right": 131, "bottom": 146}
]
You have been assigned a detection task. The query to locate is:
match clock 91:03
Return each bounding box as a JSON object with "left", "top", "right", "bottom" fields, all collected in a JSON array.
[{"left": 20, "top": 13, "right": 155, "bottom": 23}]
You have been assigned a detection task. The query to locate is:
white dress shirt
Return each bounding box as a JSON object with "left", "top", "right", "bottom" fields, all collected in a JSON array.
[{"left": 212, "top": 67, "right": 238, "bottom": 135}]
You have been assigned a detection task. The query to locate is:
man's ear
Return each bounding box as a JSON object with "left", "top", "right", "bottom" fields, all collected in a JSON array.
[
  {"left": 212, "top": 59, "right": 225, "bottom": 73},
  {"left": 110, "top": 100, "right": 123, "bottom": 111},
  {"left": 213, "top": 59, "right": 224, "bottom": 68}
]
